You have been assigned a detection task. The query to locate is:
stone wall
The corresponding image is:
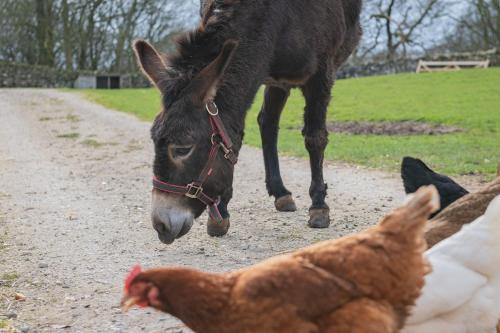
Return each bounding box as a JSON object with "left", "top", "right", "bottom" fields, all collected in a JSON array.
[
  {"left": 337, "top": 59, "right": 417, "bottom": 79},
  {"left": 0, "top": 61, "right": 151, "bottom": 89},
  {"left": 337, "top": 48, "right": 499, "bottom": 79},
  {"left": 2, "top": 48, "right": 498, "bottom": 87},
  {"left": 0, "top": 62, "right": 78, "bottom": 88},
  {"left": 120, "top": 73, "right": 151, "bottom": 88}
]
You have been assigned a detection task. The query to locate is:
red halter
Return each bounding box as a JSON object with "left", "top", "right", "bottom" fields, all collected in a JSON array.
[{"left": 152, "top": 101, "right": 238, "bottom": 224}]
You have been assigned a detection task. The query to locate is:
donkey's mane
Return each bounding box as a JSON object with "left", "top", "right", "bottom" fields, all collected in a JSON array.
[{"left": 162, "top": 1, "right": 238, "bottom": 107}]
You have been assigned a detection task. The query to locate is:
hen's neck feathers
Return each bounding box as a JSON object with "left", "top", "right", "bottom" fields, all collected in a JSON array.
[{"left": 143, "top": 268, "right": 232, "bottom": 330}]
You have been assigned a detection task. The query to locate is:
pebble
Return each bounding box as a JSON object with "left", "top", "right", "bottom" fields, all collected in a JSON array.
[
  {"left": 39, "top": 263, "right": 49, "bottom": 268},
  {"left": 51, "top": 324, "right": 71, "bottom": 329},
  {"left": 6, "top": 311, "right": 17, "bottom": 319}
]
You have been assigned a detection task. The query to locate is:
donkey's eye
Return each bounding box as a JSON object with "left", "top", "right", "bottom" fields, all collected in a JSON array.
[
  {"left": 169, "top": 145, "right": 194, "bottom": 160},
  {"left": 175, "top": 147, "right": 192, "bottom": 156}
]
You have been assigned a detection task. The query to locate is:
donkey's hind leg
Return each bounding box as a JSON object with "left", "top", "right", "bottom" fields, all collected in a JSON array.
[
  {"left": 301, "top": 65, "right": 334, "bottom": 228},
  {"left": 258, "top": 85, "right": 297, "bottom": 212}
]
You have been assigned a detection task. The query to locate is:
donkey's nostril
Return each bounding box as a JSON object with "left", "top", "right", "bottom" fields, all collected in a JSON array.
[
  {"left": 152, "top": 210, "right": 176, "bottom": 244},
  {"left": 153, "top": 218, "right": 168, "bottom": 234},
  {"left": 152, "top": 208, "right": 171, "bottom": 230},
  {"left": 151, "top": 207, "right": 194, "bottom": 244}
]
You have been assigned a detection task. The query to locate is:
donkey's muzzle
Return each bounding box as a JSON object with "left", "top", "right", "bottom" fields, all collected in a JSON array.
[
  {"left": 151, "top": 192, "right": 194, "bottom": 244},
  {"left": 152, "top": 207, "right": 194, "bottom": 244}
]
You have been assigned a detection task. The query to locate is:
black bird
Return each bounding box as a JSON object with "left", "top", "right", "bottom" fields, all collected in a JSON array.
[{"left": 401, "top": 157, "right": 469, "bottom": 217}]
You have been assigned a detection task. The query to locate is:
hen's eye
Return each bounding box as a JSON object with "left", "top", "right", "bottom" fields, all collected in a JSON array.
[{"left": 169, "top": 145, "right": 194, "bottom": 160}]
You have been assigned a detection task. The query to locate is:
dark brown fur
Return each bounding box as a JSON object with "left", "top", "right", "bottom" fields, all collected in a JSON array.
[
  {"left": 124, "top": 187, "right": 438, "bottom": 333},
  {"left": 135, "top": 0, "right": 363, "bottom": 242}
]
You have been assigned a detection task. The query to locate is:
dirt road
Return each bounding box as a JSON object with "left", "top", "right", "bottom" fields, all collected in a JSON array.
[{"left": 0, "top": 89, "right": 475, "bottom": 332}]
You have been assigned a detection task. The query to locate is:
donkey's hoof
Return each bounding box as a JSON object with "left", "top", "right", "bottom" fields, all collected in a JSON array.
[
  {"left": 308, "top": 208, "right": 330, "bottom": 229},
  {"left": 275, "top": 195, "right": 297, "bottom": 212},
  {"left": 207, "top": 217, "right": 230, "bottom": 237}
]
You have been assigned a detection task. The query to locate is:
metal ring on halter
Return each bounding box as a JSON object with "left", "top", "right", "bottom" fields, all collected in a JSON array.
[
  {"left": 206, "top": 101, "right": 219, "bottom": 116},
  {"left": 211, "top": 133, "right": 218, "bottom": 145}
]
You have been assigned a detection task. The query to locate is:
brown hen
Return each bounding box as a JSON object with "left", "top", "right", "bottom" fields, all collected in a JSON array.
[
  {"left": 122, "top": 186, "right": 439, "bottom": 333},
  {"left": 425, "top": 162, "right": 500, "bottom": 247}
]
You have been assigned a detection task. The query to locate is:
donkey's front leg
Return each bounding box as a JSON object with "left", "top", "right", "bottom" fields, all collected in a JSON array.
[
  {"left": 301, "top": 70, "right": 333, "bottom": 228},
  {"left": 303, "top": 128, "right": 330, "bottom": 228},
  {"left": 207, "top": 189, "right": 232, "bottom": 237},
  {"left": 258, "top": 86, "right": 297, "bottom": 212}
]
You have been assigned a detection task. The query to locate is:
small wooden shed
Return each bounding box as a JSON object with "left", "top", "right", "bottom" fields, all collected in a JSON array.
[{"left": 74, "top": 73, "right": 122, "bottom": 89}]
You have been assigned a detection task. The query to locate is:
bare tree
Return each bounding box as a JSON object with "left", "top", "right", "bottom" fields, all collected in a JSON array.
[
  {"left": 433, "top": 0, "right": 499, "bottom": 53},
  {"left": 0, "top": 0, "right": 198, "bottom": 72},
  {"left": 458, "top": 0, "right": 500, "bottom": 49},
  {"left": 35, "top": 0, "right": 56, "bottom": 66},
  {"left": 363, "top": 0, "right": 447, "bottom": 61},
  {"left": 0, "top": 1, "right": 38, "bottom": 64}
]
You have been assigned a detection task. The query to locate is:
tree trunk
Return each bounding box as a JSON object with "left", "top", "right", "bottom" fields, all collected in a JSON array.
[
  {"left": 35, "top": 0, "right": 55, "bottom": 66},
  {"left": 61, "top": 0, "right": 73, "bottom": 70},
  {"left": 114, "top": 1, "right": 136, "bottom": 72},
  {"left": 384, "top": 0, "right": 396, "bottom": 61}
]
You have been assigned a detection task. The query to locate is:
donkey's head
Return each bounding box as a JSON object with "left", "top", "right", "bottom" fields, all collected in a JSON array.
[{"left": 134, "top": 40, "right": 238, "bottom": 244}]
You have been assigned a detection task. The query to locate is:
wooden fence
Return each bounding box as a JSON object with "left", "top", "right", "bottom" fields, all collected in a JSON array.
[{"left": 416, "top": 60, "right": 490, "bottom": 73}]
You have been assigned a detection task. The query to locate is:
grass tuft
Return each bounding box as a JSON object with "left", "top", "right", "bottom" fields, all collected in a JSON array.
[
  {"left": 80, "top": 139, "right": 104, "bottom": 148},
  {"left": 2, "top": 272, "right": 19, "bottom": 281},
  {"left": 57, "top": 132, "right": 80, "bottom": 139},
  {"left": 65, "top": 114, "right": 80, "bottom": 123},
  {"left": 1, "top": 272, "right": 19, "bottom": 287},
  {"left": 80, "top": 139, "right": 118, "bottom": 148}
]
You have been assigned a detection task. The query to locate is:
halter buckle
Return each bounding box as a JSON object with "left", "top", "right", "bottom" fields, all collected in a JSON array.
[
  {"left": 220, "top": 142, "right": 231, "bottom": 155},
  {"left": 186, "top": 183, "right": 203, "bottom": 199},
  {"left": 216, "top": 139, "right": 236, "bottom": 163}
]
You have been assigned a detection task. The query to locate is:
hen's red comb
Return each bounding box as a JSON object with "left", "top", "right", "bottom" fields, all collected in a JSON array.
[{"left": 124, "top": 264, "right": 142, "bottom": 293}]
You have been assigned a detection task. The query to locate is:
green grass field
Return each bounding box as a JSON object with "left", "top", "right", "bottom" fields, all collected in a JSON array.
[{"left": 80, "top": 68, "right": 500, "bottom": 176}]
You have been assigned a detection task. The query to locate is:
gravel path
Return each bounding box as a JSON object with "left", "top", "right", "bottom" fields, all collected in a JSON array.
[{"left": 0, "top": 89, "right": 480, "bottom": 332}]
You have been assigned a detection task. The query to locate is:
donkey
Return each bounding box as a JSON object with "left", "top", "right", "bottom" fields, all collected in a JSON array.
[{"left": 134, "top": 0, "right": 362, "bottom": 244}]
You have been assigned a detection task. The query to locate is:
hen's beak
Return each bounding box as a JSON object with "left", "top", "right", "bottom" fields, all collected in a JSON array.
[{"left": 121, "top": 296, "right": 140, "bottom": 313}]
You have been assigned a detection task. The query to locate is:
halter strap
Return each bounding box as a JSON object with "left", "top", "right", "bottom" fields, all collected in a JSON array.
[
  {"left": 207, "top": 101, "right": 238, "bottom": 164},
  {"left": 152, "top": 101, "right": 237, "bottom": 224}
]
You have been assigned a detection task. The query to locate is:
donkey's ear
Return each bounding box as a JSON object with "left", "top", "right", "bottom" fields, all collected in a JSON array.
[
  {"left": 186, "top": 39, "right": 239, "bottom": 105},
  {"left": 133, "top": 40, "right": 169, "bottom": 89}
]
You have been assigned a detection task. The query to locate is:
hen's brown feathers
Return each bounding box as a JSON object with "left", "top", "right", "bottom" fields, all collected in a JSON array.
[
  {"left": 125, "top": 186, "right": 438, "bottom": 333},
  {"left": 425, "top": 173, "right": 500, "bottom": 247},
  {"left": 318, "top": 299, "right": 399, "bottom": 333}
]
